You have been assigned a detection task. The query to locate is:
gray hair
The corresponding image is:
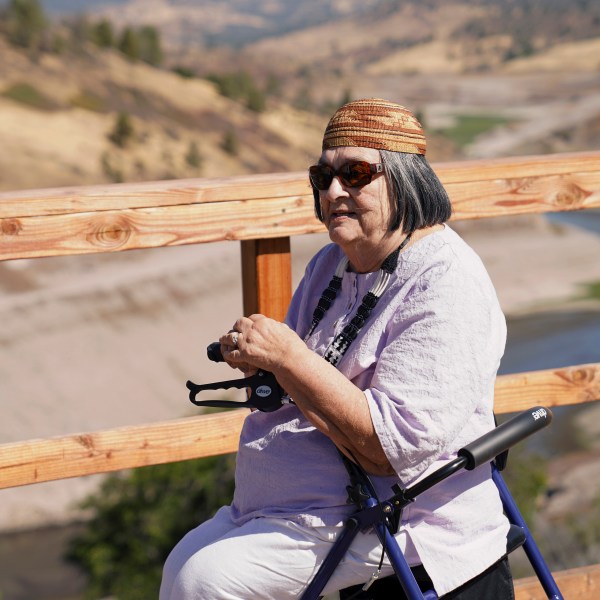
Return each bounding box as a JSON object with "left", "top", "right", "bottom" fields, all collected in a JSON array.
[
  {"left": 312, "top": 151, "right": 452, "bottom": 232},
  {"left": 380, "top": 150, "right": 452, "bottom": 233}
]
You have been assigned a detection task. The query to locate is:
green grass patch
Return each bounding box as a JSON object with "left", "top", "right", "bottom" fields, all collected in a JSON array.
[
  {"left": 1, "top": 82, "right": 60, "bottom": 111},
  {"left": 435, "top": 114, "right": 511, "bottom": 148},
  {"left": 577, "top": 281, "right": 600, "bottom": 301},
  {"left": 69, "top": 90, "right": 107, "bottom": 113}
]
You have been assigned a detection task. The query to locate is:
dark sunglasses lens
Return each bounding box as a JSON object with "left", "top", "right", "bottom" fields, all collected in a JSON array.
[
  {"left": 309, "top": 161, "right": 375, "bottom": 190},
  {"left": 340, "top": 162, "right": 372, "bottom": 187},
  {"left": 309, "top": 166, "right": 333, "bottom": 190}
]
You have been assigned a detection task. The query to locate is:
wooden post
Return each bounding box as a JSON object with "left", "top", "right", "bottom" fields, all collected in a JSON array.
[{"left": 241, "top": 237, "right": 292, "bottom": 321}]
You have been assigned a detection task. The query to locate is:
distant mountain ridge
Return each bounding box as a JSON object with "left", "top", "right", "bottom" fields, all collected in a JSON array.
[{"left": 33, "top": 0, "right": 600, "bottom": 51}]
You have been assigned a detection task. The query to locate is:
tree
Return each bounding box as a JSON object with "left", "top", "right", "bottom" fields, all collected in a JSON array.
[
  {"left": 5, "top": 0, "right": 46, "bottom": 49},
  {"left": 91, "top": 18, "right": 115, "bottom": 48},
  {"left": 66, "top": 454, "right": 236, "bottom": 600},
  {"left": 108, "top": 112, "right": 135, "bottom": 148},
  {"left": 221, "top": 129, "right": 239, "bottom": 156},
  {"left": 138, "top": 25, "right": 163, "bottom": 66},
  {"left": 185, "top": 141, "right": 203, "bottom": 170},
  {"left": 207, "top": 70, "right": 267, "bottom": 112},
  {"left": 118, "top": 27, "right": 140, "bottom": 61}
]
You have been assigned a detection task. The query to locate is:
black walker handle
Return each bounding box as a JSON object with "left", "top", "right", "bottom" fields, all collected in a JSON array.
[
  {"left": 206, "top": 341, "right": 224, "bottom": 363},
  {"left": 186, "top": 342, "right": 288, "bottom": 413},
  {"left": 458, "top": 406, "right": 553, "bottom": 470}
]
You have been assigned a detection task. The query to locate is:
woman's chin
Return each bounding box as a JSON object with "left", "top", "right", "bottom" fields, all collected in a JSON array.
[{"left": 327, "top": 223, "right": 357, "bottom": 247}]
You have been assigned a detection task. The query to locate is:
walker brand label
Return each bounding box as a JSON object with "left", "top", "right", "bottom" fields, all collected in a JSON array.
[
  {"left": 256, "top": 385, "right": 272, "bottom": 397},
  {"left": 531, "top": 408, "right": 548, "bottom": 420}
]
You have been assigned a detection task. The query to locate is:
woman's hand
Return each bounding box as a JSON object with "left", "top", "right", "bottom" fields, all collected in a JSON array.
[
  {"left": 219, "top": 314, "right": 305, "bottom": 374},
  {"left": 219, "top": 314, "right": 393, "bottom": 476}
]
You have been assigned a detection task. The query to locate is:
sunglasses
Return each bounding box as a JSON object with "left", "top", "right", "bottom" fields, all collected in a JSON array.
[{"left": 308, "top": 161, "right": 384, "bottom": 190}]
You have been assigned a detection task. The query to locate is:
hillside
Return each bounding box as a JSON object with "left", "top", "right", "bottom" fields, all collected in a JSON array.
[
  {"left": 3, "top": 0, "right": 600, "bottom": 192},
  {"left": 0, "top": 35, "right": 325, "bottom": 192}
]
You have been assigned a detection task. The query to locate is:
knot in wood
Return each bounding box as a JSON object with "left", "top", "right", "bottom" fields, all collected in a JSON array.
[
  {"left": 88, "top": 215, "right": 132, "bottom": 249},
  {"left": 570, "top": 367, "right": 595, "bottom": 386},
  {"left": 1, "top": 218, "right": 23, "bottom": 236},
  {"left": 549, "top": 179, "right": 589, "bottom": 208}
]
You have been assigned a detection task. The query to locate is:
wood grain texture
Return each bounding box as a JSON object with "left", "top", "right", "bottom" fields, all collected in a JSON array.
[
  {"left": 1, "top": 363, "right": 598, "bottom": 489},
  {"left": 494, "top": 363, "right": 600, "bottom": 413},
  {"left": 1, "top": 151, "right": 599, "bottom": 261},
  {"left": 241, "top": 237, "right": 292, "bottom": 321},
  {"left": 0, "top": 411, "right": 247, "bottom": 490},
  {"left": 514, "top": 563, "right": 600, "bottom": 599}
]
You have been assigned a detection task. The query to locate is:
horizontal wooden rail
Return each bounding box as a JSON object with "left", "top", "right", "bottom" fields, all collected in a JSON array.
[
  {"left": 515, "top": 563, "right": 600, "bottom": 599},
  {"left": 1, "top": 151, "right": 599, "bottom": 261},
  {"left": 1, "top": 362, "right": 598, "bottom": 490},
  {"left": 494, "top": 362, "right": 600, "bottom": 413},
  {"left": 0, "top": 411, "right": 247, "bottom": 490}
]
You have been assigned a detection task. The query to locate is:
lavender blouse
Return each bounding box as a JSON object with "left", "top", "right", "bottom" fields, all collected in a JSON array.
[{"left": 230, "top": 226, "right": 509, "bottom": 595}]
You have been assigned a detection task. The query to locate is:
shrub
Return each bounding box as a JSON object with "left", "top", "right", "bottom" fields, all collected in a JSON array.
[
  {"left": 91, "top": 18, "right": 115, "bottom": 48},
  {"left": 185, "top": 141, "right": 203, "bottom": 169},
  {"left": 108, "top": 112, "right": 135, "bottom": 148},
  {"left": 221, "top": 129, "right": 239, "bottom": 156},
  {"left": 66, "top": 454, "right": 236, "bottom": 600},
  {"left": 5, "top": 0, "right": 46, "bottom": 49},
  {"left": 2, "top": 82, "right": 58, "bottom": 110},
  {"left": 70, "top": 90, "right": 107, "bottom": 113}
]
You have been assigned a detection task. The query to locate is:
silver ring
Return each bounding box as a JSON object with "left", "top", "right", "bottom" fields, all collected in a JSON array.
[{"left": 232, "top": 332, "right": 239, "bottom": 348}]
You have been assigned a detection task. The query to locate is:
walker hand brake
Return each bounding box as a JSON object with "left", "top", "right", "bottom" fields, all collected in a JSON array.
[{"left": 186, "top": 370, "right": 287, "bottom": 413}]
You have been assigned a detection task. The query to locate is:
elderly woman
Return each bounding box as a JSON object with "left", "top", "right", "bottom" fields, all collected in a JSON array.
[{"left": 160, "top": 99, "right": 512, "bottom": 599}]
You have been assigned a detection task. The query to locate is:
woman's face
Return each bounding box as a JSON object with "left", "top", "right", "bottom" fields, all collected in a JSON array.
[{"left": 317, "top": 146, "right": 396, "bottom": 256}]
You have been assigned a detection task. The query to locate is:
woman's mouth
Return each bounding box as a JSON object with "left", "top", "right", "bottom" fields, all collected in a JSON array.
[{"left": 330, "top": 210, "right": 357, "bottom": 221}]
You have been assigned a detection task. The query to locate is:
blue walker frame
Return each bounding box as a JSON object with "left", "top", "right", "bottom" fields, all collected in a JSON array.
[
  {"left": 187, "top": 349, "right": 563, "bottom": 600},
  {"left": 301, "top": 407, "right": 563, "bottom": 600}
]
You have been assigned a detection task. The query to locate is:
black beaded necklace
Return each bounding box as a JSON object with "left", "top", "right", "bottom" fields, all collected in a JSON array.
[{"left": 305, "top": 233, "right": 412, "bottom": 366}]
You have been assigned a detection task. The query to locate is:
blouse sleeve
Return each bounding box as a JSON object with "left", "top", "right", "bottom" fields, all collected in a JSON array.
[{"left": 365, "top": 258, "right": 506, "bottom": 484}]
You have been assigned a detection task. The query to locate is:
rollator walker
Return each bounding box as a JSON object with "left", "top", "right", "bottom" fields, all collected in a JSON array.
[{"left": 186, "top": 342, "right": 563, "bottom": 600}]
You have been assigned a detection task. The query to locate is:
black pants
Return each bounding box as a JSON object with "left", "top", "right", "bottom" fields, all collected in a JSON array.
[{"left": 339, "top": 556, "right": 514, "bottom": 599}]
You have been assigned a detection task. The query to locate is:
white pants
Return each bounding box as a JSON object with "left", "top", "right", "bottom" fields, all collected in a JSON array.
[{"left": 160, "top": 505, "right": 416, "bottom": 600}]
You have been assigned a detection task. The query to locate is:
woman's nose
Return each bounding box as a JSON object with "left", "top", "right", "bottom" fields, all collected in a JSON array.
[{"left": 324, "top": 175, "right": 347, "bottom": 198}]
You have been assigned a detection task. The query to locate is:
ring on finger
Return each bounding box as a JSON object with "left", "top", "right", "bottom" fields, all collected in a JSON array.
[{"left": 232, "top": 332, "right": 239, "bottom": 348}]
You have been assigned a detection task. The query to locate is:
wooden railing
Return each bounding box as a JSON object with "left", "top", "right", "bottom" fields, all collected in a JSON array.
[{"left": 1, "top": 150, "right": 600, "bottom": 598}]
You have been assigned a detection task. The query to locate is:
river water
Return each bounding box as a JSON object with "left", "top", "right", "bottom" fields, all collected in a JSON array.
[{"left": 1, "top": 213, "right": 599, "bottom": 600}]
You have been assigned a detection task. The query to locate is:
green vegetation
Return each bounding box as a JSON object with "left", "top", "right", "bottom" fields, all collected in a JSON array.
[
  {"left": 578, "top": 281, "right": 600, "bottom": 301},
  {"left": 118, "top": 27, "right": 140, "bottom": 61},
  {"left": 85, "top": 19, "right": 163, "bottom": 66},
  {"left": 435, "top": 114, "right": 511, "bottom": 148},
  {"left": 566, "top": 491, "right": 600, "bottom": 560},
  {"left": 502, "top": 444, "right": 548, "bottom": 526},
  {"left": 1, "top": 0, "right": 164, "bottom": 66},
  {"left": 138, "top": 25, "right": 163, "bottom": 66},
  {"left": 66, "top": 454, "right": 236, "bottom": 600},
  {"left": 172, "top": 65, "right": 196, "bottom": 79},
  {"left": 221, "top": 129, "right": 239, "bottom": 156},
  {"left": 100, "top": 151, "right": 124, "bottom": 183},
  {"left": 108, "top": 111, "right": 135, "bottom": 148},
  {"left": 185, "top": 141, "right": 203, "bottom": 170},
  {"left": 207, "top": 71, "right": 267, "bottom": 113},
  {"left": 1, "top": 82, "right": 58, "bottom": 110},
  {"left": 70, "top": 90, "right": 107, "bottom": 113},
  {"left": 90, "top": 18, "right": 115, "bottom": 49},
  {"left": 4, "top": 0, "right": 46, "bottom": 49}
]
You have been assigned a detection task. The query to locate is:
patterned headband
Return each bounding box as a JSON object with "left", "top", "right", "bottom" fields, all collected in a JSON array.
[{"left": 322, "top": 98, "right": 426, "bottom": 155}]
